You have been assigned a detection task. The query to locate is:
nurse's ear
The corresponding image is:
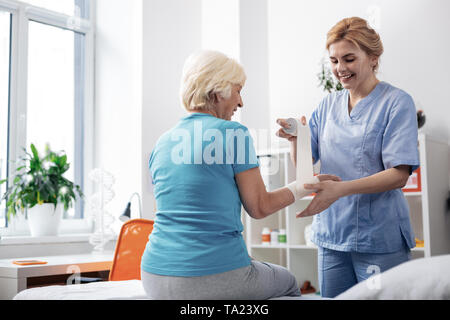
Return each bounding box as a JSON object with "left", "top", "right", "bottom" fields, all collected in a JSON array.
[{"left": 370, "top": 55, "right": 380, "bottom": 72}]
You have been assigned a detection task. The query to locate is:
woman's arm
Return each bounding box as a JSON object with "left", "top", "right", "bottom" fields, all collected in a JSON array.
[
  {"left": 235, "top": 167, "right": 340, "bottom": 219},
  {"left": 297, "top": 165, "right": 411, "bottom": 217},
  {"left": 235, "top": 167, "right": 293, "bottom": 219},
  {"left": 338, "top": 165, "right": 410, "bottom": 195}
]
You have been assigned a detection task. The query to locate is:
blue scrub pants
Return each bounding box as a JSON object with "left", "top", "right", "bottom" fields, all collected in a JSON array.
[{"left": 318, "top": 246, "right": 411, "bottom": 298}]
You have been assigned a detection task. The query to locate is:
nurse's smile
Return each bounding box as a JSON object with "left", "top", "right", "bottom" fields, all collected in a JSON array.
[{"left": 329, "top": 39, "right": 378, "bottom": 92}]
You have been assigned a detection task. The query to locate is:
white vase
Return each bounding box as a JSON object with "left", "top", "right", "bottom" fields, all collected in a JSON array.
[{"left": 27, "top": 203, "right": 62, "bottom": 237}]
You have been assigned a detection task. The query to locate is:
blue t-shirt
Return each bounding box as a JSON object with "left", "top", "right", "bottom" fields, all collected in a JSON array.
[
  {"left": 141, "top": 113, "right": 259, "bottom": 276},
  {"left": 309, "top": 81, "right": 420, "bottom": 253}
]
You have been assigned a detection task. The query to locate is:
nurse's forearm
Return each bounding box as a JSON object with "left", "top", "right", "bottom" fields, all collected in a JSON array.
[{"left": 339, "top": 166, "right": 410, "bottom": 197}]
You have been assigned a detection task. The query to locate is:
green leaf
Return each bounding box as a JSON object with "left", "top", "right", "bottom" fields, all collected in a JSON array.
[
  {"left": 30, "top": 144, "right": 39, "bottom": 160},
  {"left": 2, "top": 144, "right": 83, "bottom": 214},
  {"left": 60, "top": 155, "right": 67, "bottom": 166}
]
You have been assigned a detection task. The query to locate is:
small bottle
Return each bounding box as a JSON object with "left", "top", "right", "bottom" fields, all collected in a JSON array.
[
  {"left": 278, "top": 229, "right": 287, "bottom": 244},
  {"left": 262, "top": 227, "right": 271, "bottom": 245},
  {"left": 271, "top": 229, "right": 279, "bottom": 245}
]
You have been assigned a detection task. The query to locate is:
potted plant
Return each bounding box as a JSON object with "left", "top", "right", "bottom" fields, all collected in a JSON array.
[
  {"left": 0, "top": 144, "right": 83, "bottom": 236},
  {"left": 317, "top": 58, "right": 343, "bottom": 93}
]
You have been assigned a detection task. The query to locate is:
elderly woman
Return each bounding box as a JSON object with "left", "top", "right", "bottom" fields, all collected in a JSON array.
[{"left": 140, "top": 50, "right": 339, "bottom": 300}]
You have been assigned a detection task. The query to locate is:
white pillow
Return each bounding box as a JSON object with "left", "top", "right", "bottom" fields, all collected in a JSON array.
[{"left": 336, "top": 254, "right": 450, "bottom": 300}]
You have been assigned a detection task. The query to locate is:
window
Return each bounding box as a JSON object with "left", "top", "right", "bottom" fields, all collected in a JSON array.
[
  {"left": 0, "top": 0, "right": 93, "bottom": 231},
  {"left": 27, "top": 21, "right": 86, "bottom": 218},
  {"left": 0, "top": 11, "right": 11, "bottom": 228},
  {"left": 21, "top": 0, "right": 89, "bottom": 18}
]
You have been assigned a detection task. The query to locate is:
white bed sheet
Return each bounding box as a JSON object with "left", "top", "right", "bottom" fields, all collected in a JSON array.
[
  {"left": 19, "top": 254, "right": 449, "bottom": 300},
  {"left": 13, "top": 280, "right": 148, "bottom": 300},
  {"left": 13, "top": 280, "right": 324, "bottom": 300}
]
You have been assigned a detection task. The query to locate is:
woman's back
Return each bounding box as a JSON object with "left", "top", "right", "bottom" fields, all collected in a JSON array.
[{"left": 141, "top": 112, "right": 259, "bottom": 277}]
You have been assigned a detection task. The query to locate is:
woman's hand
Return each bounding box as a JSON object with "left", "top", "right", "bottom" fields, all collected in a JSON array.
[
  {"left": 296, "top": 179, "right": 344, "bottom": 218},
  {"left": 275, "top": 116, "right": 307, "bottom": 141},
  {"left": 276, "top": 116, "right": 308, "bottom": 166}
]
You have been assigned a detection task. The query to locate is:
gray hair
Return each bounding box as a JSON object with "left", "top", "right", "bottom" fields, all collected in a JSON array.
[{"left": 180, "top": 50, "right": 246, "bottom": 111}]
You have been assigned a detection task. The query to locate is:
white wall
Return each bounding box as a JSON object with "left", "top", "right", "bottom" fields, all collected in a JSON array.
[
  {"left": 201, "top": 0, "right": 274, "bottom": 150},
  {"left": 95, "top": 0, "right": 203, "bottom": 222},
  {"left": 239, "top": 0, "right": 274, "bottom": 151},
  {"left": 140, "top": 0, "right": 203, "bottom": 218},
  {"left": 266, "top": 0, "right": 450, "bottom": 186},
  {"left": 95, "top": 0, "right": 143, "bottom": 231},
  {"left": 202, "top": 0, "right": 240, "bottom": 60}
]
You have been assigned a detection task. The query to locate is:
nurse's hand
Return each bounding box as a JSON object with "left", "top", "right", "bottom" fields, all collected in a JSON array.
[
  {"left": 275, "top": 116, "right": 307, "bottom": 141},
  {"left": 296, "top": 180, "right": 343, "bottom": 218}
]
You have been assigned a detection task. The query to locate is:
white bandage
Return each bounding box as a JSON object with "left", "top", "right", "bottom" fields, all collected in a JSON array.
[
  {"left": 283, "top": 118, "right": 318, "bottom": 201},
  {"left": 286, "top": 176, "right": 320, "bottom": 201}
]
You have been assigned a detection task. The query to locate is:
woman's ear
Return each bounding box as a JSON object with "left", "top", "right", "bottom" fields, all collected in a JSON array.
[
  {"left": 208, "top": 91, "right": 220, "bottom": 104},
  {"left": 370, "top": 55, "right": 379, "bottom": 71}
]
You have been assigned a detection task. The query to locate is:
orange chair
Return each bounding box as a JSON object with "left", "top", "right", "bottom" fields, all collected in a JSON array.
[{"left": 108, "top": 219, "right": 154, "bottom": 281}]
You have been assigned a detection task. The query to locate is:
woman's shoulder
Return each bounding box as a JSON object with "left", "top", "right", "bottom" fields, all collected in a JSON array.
[
  {"left": 313, "top": 89, "right": 346, "bottom": 116},
  {"left": 377, "top": 82, "right": 416, "bottom": 114},
  {"left": 379, "top": 81, "right": 413, "bottom": 102},
  {"left": 217, "top": 119, "right": 250, "bottom": 132}
]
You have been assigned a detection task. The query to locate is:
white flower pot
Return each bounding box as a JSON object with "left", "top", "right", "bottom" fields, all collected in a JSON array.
[{"left": 27, "top": 203, "right": 62, "bottom": 237}]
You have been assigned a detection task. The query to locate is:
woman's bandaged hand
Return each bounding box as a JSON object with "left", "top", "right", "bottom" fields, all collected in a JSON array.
[
  {"left": 286, "top": 176, "right": 319, "bottom": 201},
  {"left": 286, "top": 174, "right": 342, "bottom": 202}
]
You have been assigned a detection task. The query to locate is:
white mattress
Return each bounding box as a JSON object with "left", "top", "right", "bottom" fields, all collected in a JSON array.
[
  {"left": 13, "top": 280, "right": 323, "bottom": 300},
  {"left": 13, "top": 280, "right": 148, "bottom": 300}
]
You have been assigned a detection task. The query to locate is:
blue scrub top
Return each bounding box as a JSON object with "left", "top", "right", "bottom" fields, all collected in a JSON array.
[
  {"left": 141, "top": 113, "right": 259, "bottom": 276},
  {"left": 309, "top": 81, "right": 420, "bottom": 253}
]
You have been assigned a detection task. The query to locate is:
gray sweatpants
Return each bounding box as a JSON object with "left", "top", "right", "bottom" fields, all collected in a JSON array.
[{"left": 141, "top": 260, "right": 301, "bottom": 300}]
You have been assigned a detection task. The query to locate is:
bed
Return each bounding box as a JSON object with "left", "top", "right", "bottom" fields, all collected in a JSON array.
[
  {"left": 12, "top": 279, "right": 323, "bottom": 300},
  {"left": 13, "top": 254, "right": 450, "bottom": 300}
]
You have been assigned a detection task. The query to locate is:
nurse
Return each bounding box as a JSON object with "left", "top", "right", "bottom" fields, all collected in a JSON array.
[{"left": 277, "top": 17, "right": 420, "bottom": 298}]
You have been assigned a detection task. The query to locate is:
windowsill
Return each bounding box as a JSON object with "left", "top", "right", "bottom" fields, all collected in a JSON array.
[
  {"left": 0, "top": 216, "right": 96, "bottom": 240},
  {"left": 0, "top": 233, "right": 117, "bottom": 246}
]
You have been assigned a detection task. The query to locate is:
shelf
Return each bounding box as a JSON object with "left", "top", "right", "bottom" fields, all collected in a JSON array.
[
  {"left": 246, "top": 133, "right": 450, "bottom": 294},
  {"left": 299, "top": 192, "right": 422, "bottom": 200},
  {"left": 289, "top": 245, "right": 318, "bottom": 250},
  {"left": 251, "top": 244, "right": 288, "bottom": 249},
  {"left": 250, "top": 244, "right": 317, "bottom": 250},
  {"left": 403, "top": 192, "right": 422, "bottom": 197},
  {"left": 253, "top": 244, "right": 421, "bottom": 252},
  {"left": 257, "top": 147, "right": 290, "bottom": 157}
]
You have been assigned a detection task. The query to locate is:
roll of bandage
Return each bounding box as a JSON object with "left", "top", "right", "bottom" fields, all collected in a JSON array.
[
  {"left": 283, "top": 118, "right": 299, "bottom": 136},
  {"left": 283, "top": 118, "right": 318, "bottom": 200}
]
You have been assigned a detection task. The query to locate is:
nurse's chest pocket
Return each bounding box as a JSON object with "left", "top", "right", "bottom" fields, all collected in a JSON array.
[
  {"left": 363, "top": 122, "right": 384, "bottom": 173},
  {"left": 322, "top": 119, "right": 362, "bottom": 152}
]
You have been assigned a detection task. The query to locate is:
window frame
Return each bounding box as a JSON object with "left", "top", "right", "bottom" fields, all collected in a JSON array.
[{"left": 0, "top": 0, "right": 95, "bottom": 235}]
